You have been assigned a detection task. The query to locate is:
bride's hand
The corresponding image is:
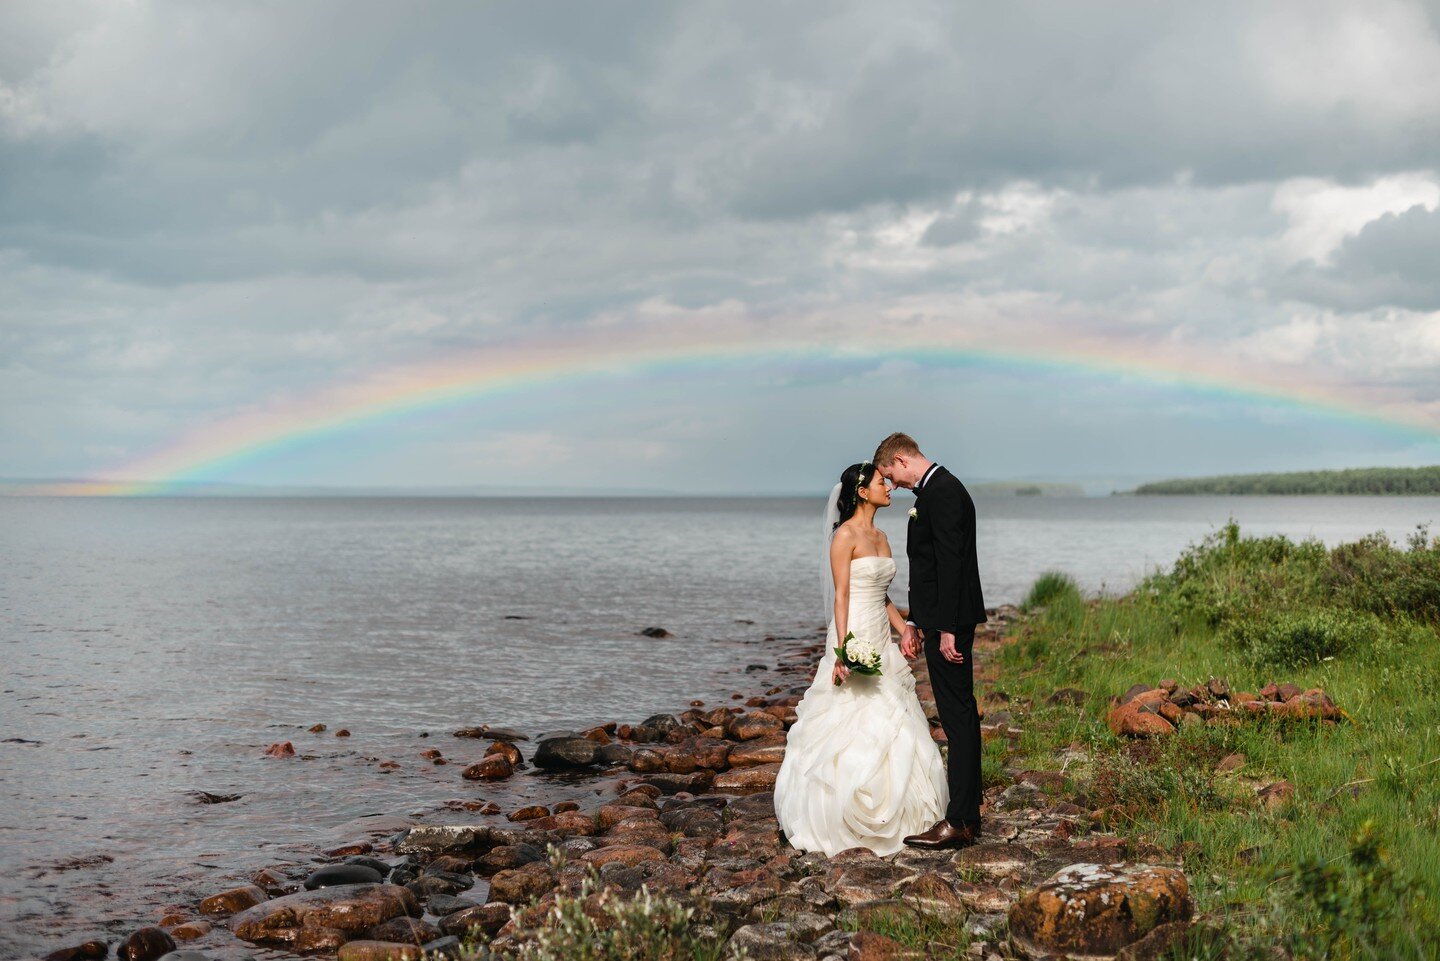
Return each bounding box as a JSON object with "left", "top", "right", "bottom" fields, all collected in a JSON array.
[
  {"left": 900, "top": 624, "right": 920, "bottom": 659},
  {"left": 831, "top": 661, "right": 851, "bottom": 685}
]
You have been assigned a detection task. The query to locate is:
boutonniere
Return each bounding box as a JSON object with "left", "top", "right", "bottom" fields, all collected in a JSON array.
[{"left": 908, "top": 507, "right": 919, "bottom": 520}]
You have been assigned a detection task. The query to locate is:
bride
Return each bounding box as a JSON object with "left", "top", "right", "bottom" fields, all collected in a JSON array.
[{"left": 774, "top": 462, "right": 948, "bottom": 856}]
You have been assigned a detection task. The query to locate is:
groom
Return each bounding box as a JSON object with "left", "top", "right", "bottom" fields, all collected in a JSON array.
[{"left": 873, "top": 432, "right": 987, "bottom": 850}]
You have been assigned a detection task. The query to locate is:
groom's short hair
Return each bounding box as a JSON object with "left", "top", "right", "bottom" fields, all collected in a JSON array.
[{"left": 874, "top": 432, "right": 923, "bottom": 466}]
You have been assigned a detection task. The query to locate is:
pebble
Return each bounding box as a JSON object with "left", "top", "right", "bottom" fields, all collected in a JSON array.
[{"left": 304, "top": 863, "right": 385, "bottom": 890}]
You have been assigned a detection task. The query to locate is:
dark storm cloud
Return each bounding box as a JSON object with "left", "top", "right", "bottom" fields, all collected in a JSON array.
[{"left": 2, "top": 0, "right": 1439, "bottom": 484}]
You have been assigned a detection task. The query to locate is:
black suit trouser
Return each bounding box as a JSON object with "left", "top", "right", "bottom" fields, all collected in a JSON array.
[{"left": 922, "top": 624, "right": 981, "bottom": 827}]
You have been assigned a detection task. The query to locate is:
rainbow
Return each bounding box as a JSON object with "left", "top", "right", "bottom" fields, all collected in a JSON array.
[{"left": 20, "top": 321, "right": 1440, "bottom": 495}]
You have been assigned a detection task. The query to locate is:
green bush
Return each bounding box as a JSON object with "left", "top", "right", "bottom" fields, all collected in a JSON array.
[
  {"left": 1221, "top": 608, "right": 1375, "bottom": 667},
  {"left": 1022, "top": 570, "right": 1082, "bottom": 611}
]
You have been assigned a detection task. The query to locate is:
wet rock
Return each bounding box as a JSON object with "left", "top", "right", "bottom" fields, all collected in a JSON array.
[
  {"left": 44, "top": 940, "right": 108, "bottom": 961},
  {"left": 728, "top": 735, "right": 786, "bottom": 767},
  {"left": 508, "top": 805, "right": 549, "bottom": 822},
  {"left": 722, "top": 791, "right": 774, "bottom": 823},
  {"left": 304, "top": 863, "right": 385, "bottom": 890},
  {"left": 639, "top": 626, "right": 672, "bottom": 638},
  {"left": 188, "top": 791, "right": 241, "bottom": 804},
  {"left": 167, "top": 921, "right": 211, "bottom": 942},
  {"left": 198, "top": 883, "right": 268, "bottom": 915},
  {"left": 395, "top": 825, "right": 490, "bottom": 855},
  {"left": 229, "top": 884, "right": 420, "bottom": 946},
  {"left": 726, "top": 712, "right": 784, "bottom": 741},
  {"left": 336, "top": 941, "right": 421, "bottom": 961},
  {"left": 632, "top": 713, "right": 682, "bottom": 742},
  {"left": 599, "top": 803, "right": 660, "bottom": 829},
  {"left": 533, "top": 736, "right": 599, "bottom": 769},
  {"left": 292, "top": 927, "right": 349, "bottom": 953},
  {"left": 426, "top": 893, "right": 480, "bottom": 917},
  {"left": 335, "top": 729, "right": 352, "bottom": 737},
  {"left": 641, "top": 770, "right": 715, "bottom": 794},
  {"left": 367, "top": 917, "right": 439, "bottom": 945},
  {"left": 487, "top": 860, "right": 556, "bottom": 904},
  {"left": 1008, "top": 863, "right": 1192, "bottom": 960},
  {"left": 728, "top": 922, "right": 819, "bottom": 960},
  {"left": 714, "top": 762, "right": 782, "bottom": 795},
  {"left": 596, "top": 743, "right": 634, "bottom": 765},
  {"left": 420, "top": 936, "right": 462, "bottom": 959},
  {"left": 438, "top": 902, "right": 512, "bottom": 938},
  {"left": 628, "top": 749, "right": 666, "bottom": 773},
  {"left": 405, "top": 872, "right": 471, "bottom": 899},
  {"left": 155, "top": 953, "right": 210, "bottom": 961},
  {"left": 485, "top": 741, "right": 523, "bottom": 765},
  {"left": 117, "top": 927, "right": 176, "bottom": 961},
  {"left": 529, "top": 810, "right": 598, "bottom": 835},
  {"left": 581, "top": 845, "right": 668, "bottom": 868},
  {"left": 462, "top": 756, "right": 513, "bottom": 780},
  {"left": 263, "top": 741, "right": 295, "bottom": 758}
]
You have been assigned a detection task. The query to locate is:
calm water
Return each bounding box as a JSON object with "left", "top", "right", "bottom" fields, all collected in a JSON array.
[{"left": 3, "top": 494, "right": 1439, "bottom": 957}]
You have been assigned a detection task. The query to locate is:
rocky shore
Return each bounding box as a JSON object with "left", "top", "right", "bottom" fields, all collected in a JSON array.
[{"left": 44, "top": 608, "right": 1205, "bottom": 961}]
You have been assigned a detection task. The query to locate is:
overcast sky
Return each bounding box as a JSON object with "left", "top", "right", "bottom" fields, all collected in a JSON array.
[{"left": 3, "top": 1, "right": 1440, "bottom": 493}]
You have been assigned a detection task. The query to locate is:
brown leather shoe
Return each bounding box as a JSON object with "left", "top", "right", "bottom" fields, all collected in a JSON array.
[{"left": 903, "top": 819, "right": 979, "bottom": 850}]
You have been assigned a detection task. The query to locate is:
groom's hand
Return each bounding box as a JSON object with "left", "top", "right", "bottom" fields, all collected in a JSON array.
[
  {"left": 939, "top": 631, "right": 965, "bottom": 664},
  {"left": 900, "top": 624, "right": 921, "bottom": 659}
]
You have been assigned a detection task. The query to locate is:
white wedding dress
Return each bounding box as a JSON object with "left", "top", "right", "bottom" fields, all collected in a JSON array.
[{"left": 774, "top": 555, "right": 948, "bottom": 856}]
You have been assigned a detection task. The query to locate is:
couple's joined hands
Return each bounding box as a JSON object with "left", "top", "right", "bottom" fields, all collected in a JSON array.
[{"left": 899, "top": 624, "right": 965, "bottom": 664}]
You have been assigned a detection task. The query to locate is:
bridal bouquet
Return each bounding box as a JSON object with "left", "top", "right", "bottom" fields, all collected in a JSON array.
[{"left": 835, "top": 631, "right": 883, "bottom": 677}]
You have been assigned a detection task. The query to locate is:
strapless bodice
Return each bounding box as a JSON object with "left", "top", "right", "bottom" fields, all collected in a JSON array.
[{"left": 847, "top": 556, "right": 896, "bottom": 606}]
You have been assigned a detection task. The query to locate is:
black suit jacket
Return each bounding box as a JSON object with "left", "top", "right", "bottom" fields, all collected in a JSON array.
[{"left": 907, "top": 466, "right": 987, "bottom": 631}]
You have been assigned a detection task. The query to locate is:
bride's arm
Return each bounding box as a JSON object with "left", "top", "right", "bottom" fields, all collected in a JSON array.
[
  {"left": 883, "top": 596, "right": 908, "bottom": 639},
  {"left": 829, "top": 530, "right": 853, "bottom": 684}
]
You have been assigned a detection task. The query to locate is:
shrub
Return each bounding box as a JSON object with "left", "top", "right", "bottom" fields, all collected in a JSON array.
[
  {"left": 477, "top": 867, "right": 727, "bottom": 961},
  {"left": 1221, "top": 608, "right": 1375, "bottom": 667},
  {"left": 1022, "top": 570, "right": 1082, "bottom": 611}
]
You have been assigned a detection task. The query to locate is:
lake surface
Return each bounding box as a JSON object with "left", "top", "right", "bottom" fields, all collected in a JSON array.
[{"left": 3, "top": 493, "right": 1439, "bottom": 956}]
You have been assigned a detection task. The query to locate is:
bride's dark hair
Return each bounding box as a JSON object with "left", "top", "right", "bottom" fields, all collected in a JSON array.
[{"left": 833, "top": 462, "right": 878, "bottom": 530}]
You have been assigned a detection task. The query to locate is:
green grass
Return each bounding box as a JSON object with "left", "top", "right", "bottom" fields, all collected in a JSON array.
[
  {"left": 1021, "top": 570, "right": 1082, "bottom": 611},
  {"left": 994, "top": 523, "right": 1440, "bottom": 960},
  {"left": 837, "top": 906, "right": 973, "bottom": 959}
]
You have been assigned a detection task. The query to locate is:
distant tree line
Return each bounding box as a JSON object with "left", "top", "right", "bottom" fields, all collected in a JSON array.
[{"left": 1133, "top": 466, "right": 1440, "bottom": 495}]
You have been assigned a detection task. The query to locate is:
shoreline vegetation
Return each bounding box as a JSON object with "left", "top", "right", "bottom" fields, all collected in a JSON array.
[
  {"left": 1129, "top": 465, "right": 1440, "bottom": 496},
  {"left": 45, "top": 524, "right": 1440, "bottom": 961}
]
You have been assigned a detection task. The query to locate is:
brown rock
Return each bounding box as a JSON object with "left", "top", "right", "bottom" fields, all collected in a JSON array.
[
  {"left": 1258, "top": 781, "right": 1295, "bottom": 810},
  {"left": 116, "top": 927, "right": 176, "bottom": 961},
  {"left": 335, "top": 729, "right": 351, "bottom": 737},
  {"left": 640, "top": 770, "right": 715, "bottom": 794},
  {"left": 337, "top": 941, "right": 422, "bottom": 961},
  {"left": 553, "top": 800, "right": 579, "bottom": 813},
  {"left": 728, "top": 734, "right": 787, "bottom": 767},
  {"left": 1118, "top": 684, "right": 1155, "bottom": 704},
  {"left": 199, "top": 884, "right": 268, "bottom": 916},
  {"left": 293, "top": 926, "right": 350, "bottom": 952},
  {"left": 953, "top": 842, "right": 1039, "bottom": 878},
  {"left": 43, "top": 941, "right": 108, "bottom": 961},
  {"left": 529, "top": 810, "right": 597, "bottom": 835},
  {"left": 726, "top": 711, "right": 785, "bottom": 741},
  {"left": 488, "top": 860, "right": 556, "bottom": 904},
  {"left": 309, "top": 723, "right": 328, "bottom": 733},
  {"left": 1158, "top": 701, "right": 1183, "bottom": 724},
  {"left": 1276, "top": 682, "right": 1302, "bottom": 701},
  {"left": 825, "top": 858, "right": 918, "bottom": 907},
  {"left": 1008, "top": 863, "right": 1192, "bottom": 960},
  {"left": 848, "top": 930, "right": 924, "bottom": 960},
  {"left": 229, "top": 884, "right": 420, "bottom": 946},
  {"left": 462, "top": 756, "right": 513, "bottom": 780},
  {"left": 713, "top": 762, "right": 781, "bottom": 795},
  {"left": 896, "top": 873, "right": 965, "bottom": 914},
  {"left": 1115, "top": 921, "right": 1197, "bottom": 961},
  {"left": 507, "top": 805, "right": 549, "bottom": 822},
  {"left": 264, "top": 741, "right": 295, "bottom": 758},
  {"left": 439, "top": 902, "right": 512, "bottom": 938},
  {"left": 1106, "top": 701, "right": 1176, "bottom": 738},
  {"left": 367, "top": 917, "right": 439, "bottom": 945},
  {"left": 580, "top": 845, "right": 667, "bottom": 868},
  {"left": 169, "top": 921, "right": 212, "bottom": 941},
  {"left": 598, "top": 804, "right": 660, "bottom": 829},
  {"left": 953, "top": 879, "right": 1014, "bottom": 913},
  {"left": 665, "top": 750, "right": 699, "bottom": 774},
  {"left": 1215, "top": 753, "right": 1246, "bottom": 774},
  {"left": 485, "top": 741, "right": 523, "bottom": 765},
  {"left": 627, "top": 749, "right": 666, "bottom": 773}
]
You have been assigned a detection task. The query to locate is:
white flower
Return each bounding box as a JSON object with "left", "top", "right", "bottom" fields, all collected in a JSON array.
[{"left": 908, "top": 507, "right": 919, "bottom": 519}]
